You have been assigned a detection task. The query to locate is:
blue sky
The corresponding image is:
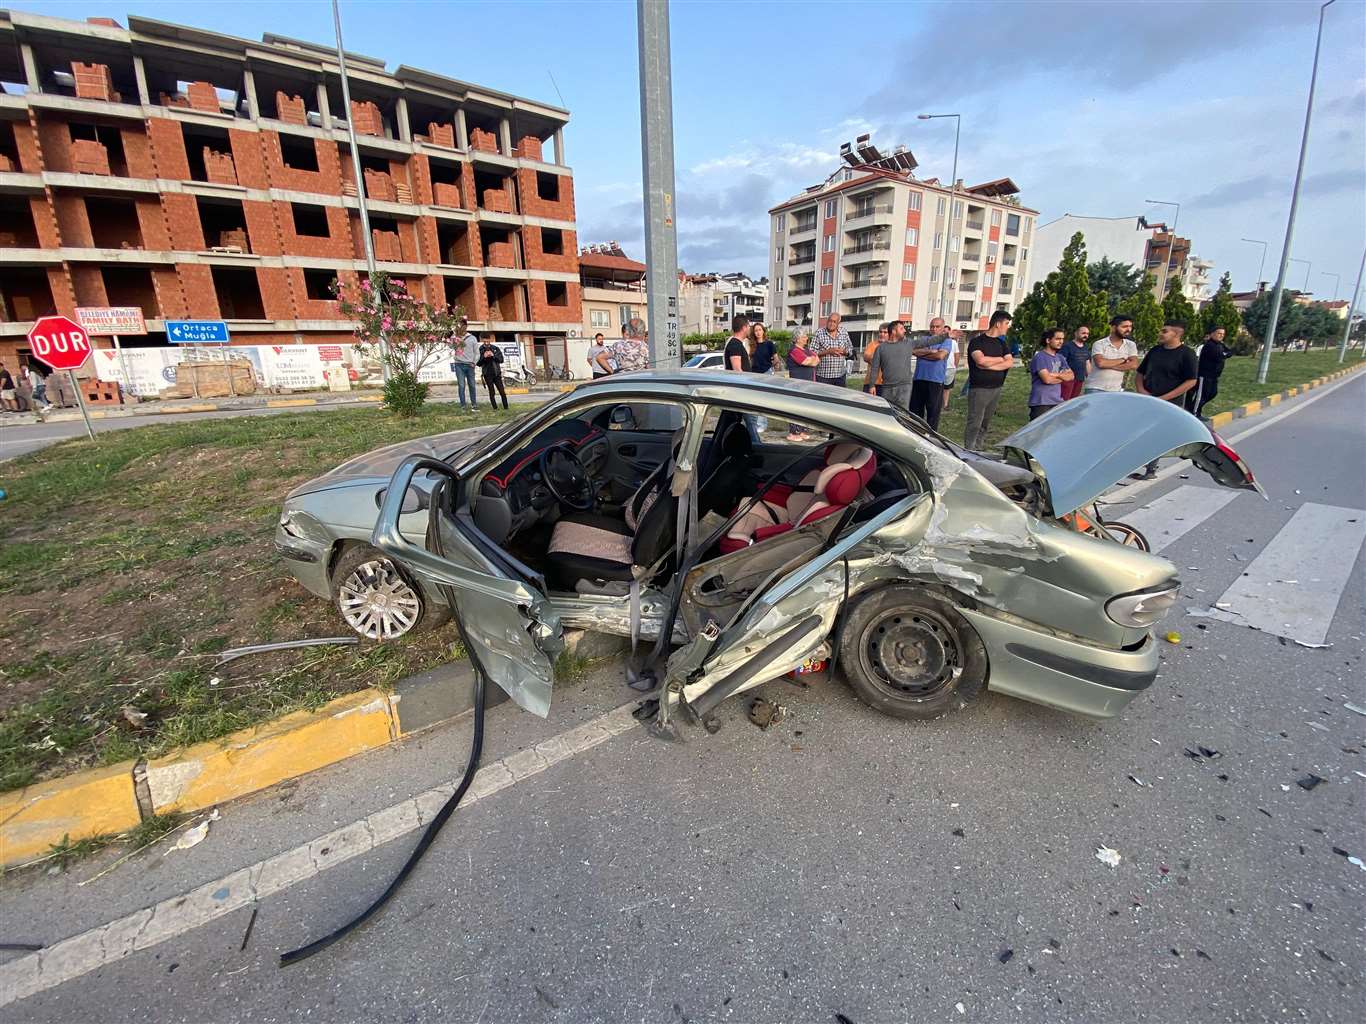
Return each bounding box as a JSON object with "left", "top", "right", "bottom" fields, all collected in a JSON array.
[{"left": 21, "top": 0, "right": 1366, "bottom": 297}]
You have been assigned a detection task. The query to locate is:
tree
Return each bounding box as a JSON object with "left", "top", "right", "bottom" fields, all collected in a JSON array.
[
  {"left": 1011, "top": 232, "right": 1110, "bottom": 355},
  {"left": 1196, "top": 272, "right": 1243, "bottom": 347},
  {"left": 334, "top": 271, "right": 466, "bottom": 416},
  {"left": 1123, "top": 272, "right": 1166, "bottom": 349},
  {"left": 1242, "top": 289, "right": 1341, "bottom": 351},
  {"left": 1086, "top": 258, "right": 1145, "bottom": 313},
  {"left": 1162, "top": 278, "right": 1197, "bottom": 330}
]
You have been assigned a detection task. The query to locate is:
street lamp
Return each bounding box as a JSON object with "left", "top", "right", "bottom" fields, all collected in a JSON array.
[
  {"left": 1288, "top": 258, "right": 1312, "bottom": 294},
  {"left": 1338, "top": 247, "right": 1365, "bottom": 363},
  {"left": 1240, "top": 237, "right": 1269, "bottom": 288},
  {"left": 332, "top": 0, "right": 389, "bottom": 381},
  {"left": 1146, "top": 199, "right": 1180, "bottom": 301},
  {"left": 919, "top": 112, "right": 960, "bottom": 327},
  {"left": 1258, "top": 0, "right": 1337, "bottom": 383},
  {"left": 1320, "top": 271, "right": 1341, "bottom": 301}
]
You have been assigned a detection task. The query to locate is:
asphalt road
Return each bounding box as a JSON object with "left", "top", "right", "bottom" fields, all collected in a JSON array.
[{"left": 3, "top": 375, "right": 1363, "bottom": 1023}]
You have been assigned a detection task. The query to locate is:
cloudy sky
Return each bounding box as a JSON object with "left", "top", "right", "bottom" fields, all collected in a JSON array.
[{"left": 26, "top": 0, "right": 1366, "bottom": 296}]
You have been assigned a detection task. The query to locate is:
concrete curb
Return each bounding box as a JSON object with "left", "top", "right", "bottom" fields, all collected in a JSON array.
[
  {"left": 1205, "top": 363, "right": 1364, "bottom": 430},
  {"left": 0, "top": 631, "right": 626, "bottom": 868}
]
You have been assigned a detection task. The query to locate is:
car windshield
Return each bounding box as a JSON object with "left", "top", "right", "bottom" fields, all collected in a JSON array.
[
  {"left": 683, "top": 354, "right": 709, "bottom": 367},
  {"left": 888, "top": 403, "right": 960, "bottom": 456},
  {"left": 450, "top": 405, "right": 541, "bottom": 466}
]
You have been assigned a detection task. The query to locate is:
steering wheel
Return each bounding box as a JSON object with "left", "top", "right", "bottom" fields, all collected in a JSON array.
[{"left": 538, "top": 444, "right": 595, "bottom": 512}]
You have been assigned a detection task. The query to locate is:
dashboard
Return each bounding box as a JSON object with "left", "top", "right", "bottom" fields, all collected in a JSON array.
[{"left": 474, "top": 418, "right": 608, "bottom": 544}]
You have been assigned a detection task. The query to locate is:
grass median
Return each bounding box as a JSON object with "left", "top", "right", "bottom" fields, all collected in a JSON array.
[{"left": 0, "top": 402, "right": 525, "bottom": 792}]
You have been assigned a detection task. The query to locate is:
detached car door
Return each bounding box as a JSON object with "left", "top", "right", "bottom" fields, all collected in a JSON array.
[
  {"left": 671, "top": 492, "right": 927, "bottom": 717},
  {"left": 374, "top": 455, "right": 564, "bottom": 717}
]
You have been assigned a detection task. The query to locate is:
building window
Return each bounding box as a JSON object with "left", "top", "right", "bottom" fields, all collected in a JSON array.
[
  {"left": 898, "top": 296, "right": 913, "bottom": 314},
  {"left": 291, "top": 203, "right": 330, "bottom": 238},
  {"left": 950, "top": 235, "right": 959, "bottom": 253},
  {"left": 905, "top": 227, "right": 918, "bottom": 247},
  {"left": 776, "top": 246, "right": 783, "bottom": 263},
  {"left": 590, "top": 308, "right": 611, "bottom": 328},
  {"left": 991, "top": 209, "right": 1002, "bottom": 227},
  {"left": 303, "top": 268, "right": 334, "bottom": 300},
  {"left": 1023, "top": 220, "right": 1031, "bottom": 243},
  {"left": 947, "top": 269, "right": 956, "bottom": 285},
  {"left": 1021, "top": 247, "right": 1029, "bottom": 263},
  {"left": 952, "top": 200, "right": 963, "bottom": 219},
  {"left": 820, "top": 300, "right": 832, "bottom": 316},
  {"left": 985, "top": 272, "right": 994, "bottom": 287},
  {"left": 823, "top": 233, "right": 835, "bottom": 252},
  {"left": 988, "top": 241, "right": 998, "bottom": 263},
  {"left": 933, "top": 232, "right": 943, "bottom": 250},
  {"left": 903, "top": 263, "right": 915, "bottom": 280},
  {"left": 908, "top": 191, "right": 922, "bottom": 212},
  {"left": 777, "top": 212, "right": 786, "bottom": 232},
  {"left": 824, "top": 199, "right": 836, "bottom": 219},
  {"left": 930, "top": 266, "right": 939, "bottom": 283},
  {"left": 1006, "top": 213, "right": 1021, "bottom": 236},
  {"left": 821, "top": 268, "right": 834, "bottom": 285},
  {"left": 936, "top": 196, "right": 946, "bottom": 216}
]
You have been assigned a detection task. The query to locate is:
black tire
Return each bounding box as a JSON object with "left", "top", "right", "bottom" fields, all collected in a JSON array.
[
  {"left": 837, "top": 587, "right": 988, "bottom": 720},
  {"left": 329, "top": 544, "right": 449, "bottom": 641}
]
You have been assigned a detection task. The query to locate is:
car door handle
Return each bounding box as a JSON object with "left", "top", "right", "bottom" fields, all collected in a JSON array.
[{"left": 619, "top": 444, "right": 637, "bottom": 457}]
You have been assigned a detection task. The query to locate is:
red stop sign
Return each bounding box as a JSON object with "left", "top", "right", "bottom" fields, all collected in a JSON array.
[{"left": 27, "top": 315, "right": 93, "bottom": 371}]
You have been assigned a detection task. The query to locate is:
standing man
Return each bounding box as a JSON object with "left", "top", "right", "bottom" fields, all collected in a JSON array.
[
  {"left": 0, "top": 361, "right": 15, "bottom": 413},
  {"left": 963, "top": 310, "right": 1015, "bottom": 449},
  {"left": 1085, "top": 315, "right": 1139, "bottom": 394},
  {"left": 451, "top": 329, "right": 479, "bottom": 411},
  {"left": 477, "top": 333, "right": 509, "bottom": 410},
  {"left": 1132, "top": 319, "right": 1198, "bottom": 479},
  {"left": 1190, "top": 325, "right": 1231, "bottom": 418},
  {"left": 862, "top": 323, "right": 890, "bottom": 395},
  {"left": 1028, "top": 327, "right": 1074, "bottom": 420},
  {"left": 586, "top": 333, "right": 611, "bottom": 379},
  {"left": 809, "top": 312, "right": 852, "bottom": 389},
  {"left": 867, "top": 321, "right": 914, "bottom": 410},
  {"left": 723, "top": 315, "right": 752, "bottom": 372},
  {"left": 909, "top": 317, "right": 953, "bottom": 430},
  {"left": 1060, "top": 325, "right": 1090, "bottom": 400}
]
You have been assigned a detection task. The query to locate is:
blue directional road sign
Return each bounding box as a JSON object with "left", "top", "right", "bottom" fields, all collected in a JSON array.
[{"left": 166, "top": 320, "right": 231, "bottom": 344}]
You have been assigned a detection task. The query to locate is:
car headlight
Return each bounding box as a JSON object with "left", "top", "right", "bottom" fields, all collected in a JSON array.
[{"left": 1106, "top": 582, "right": 1181, "bottom": 628}]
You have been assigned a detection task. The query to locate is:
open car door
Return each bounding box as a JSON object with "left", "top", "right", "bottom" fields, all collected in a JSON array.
[
  {"left": 373, "top": 456, "right": 564, "bottom": 717},
  {"left": 670, "top": 492, "right": 928, "bottom": 718}
]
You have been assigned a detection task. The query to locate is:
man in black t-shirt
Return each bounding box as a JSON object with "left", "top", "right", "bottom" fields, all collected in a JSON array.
[
  {"left": 723, "top": 314, "right": 751, "bottom": 373},
  {"left": 963, "top": 310, "right": 1015, "bottom": 449},
  {"left": 1189, "top": 325, "right": 1231, "bottom": 418},
  {"left": 1132, "top": 319, "right": 1198, "bottom": 479}
]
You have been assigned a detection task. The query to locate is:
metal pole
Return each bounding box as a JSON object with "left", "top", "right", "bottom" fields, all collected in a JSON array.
[
  {"left": 1147, "top": 200, "right": 1179, "bottom": 301},
  {"left": 1259, "top": 0, "right": 1336, "bottom": 382},
  {"left": 919, "top": 113, "right": 960, "bottom": 327},
  {"left": 332, "top": 0, "right": 390, "bottom": 381},
  {"left": 637, "top": 0, "right": 680, "bottom": 371},
  {"left": 68, "top": 369, "right": 96, "bottom": 440},
  {"left": 1321, "top": 271, "right": 1340, "bottom": 301},
  {"left": 1240, "top": 237, "right": 1268, "bottom": 288},
  {"left": 1338, "top": 246, "right": 1364, "bottom": 363}
]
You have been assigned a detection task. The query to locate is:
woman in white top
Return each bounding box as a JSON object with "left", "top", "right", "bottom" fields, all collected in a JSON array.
[{"left": 941, "top": 331, "right": 960, "bottom": 411}]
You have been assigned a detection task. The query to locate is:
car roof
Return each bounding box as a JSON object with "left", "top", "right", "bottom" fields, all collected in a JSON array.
[{"left": 575, "top": 368, "right": 890, "bottom": 410}]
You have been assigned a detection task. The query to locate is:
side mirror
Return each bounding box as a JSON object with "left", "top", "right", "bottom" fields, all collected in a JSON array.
[
  {"left": 374, "top": 486, "right": 431, "bottom": 514},
  {"left": 610, "top": 406, "right": 638, "bottom": 431}
]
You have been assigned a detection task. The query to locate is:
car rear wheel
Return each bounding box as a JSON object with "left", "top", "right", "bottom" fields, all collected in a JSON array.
[
  {"left": 1104, "top": 521, "right": 1151, "bottom": 551},
  {"left": 838, "top": 587, "right": 987, "bottom": 720},
  {"left": 330, "top": 544, "right": 448, "bottom": 641}
]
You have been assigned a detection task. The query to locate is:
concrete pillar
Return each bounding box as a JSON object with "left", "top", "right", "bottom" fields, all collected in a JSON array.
[
  {"left": 455, "top": 107, "right": 468, "bottom": 151},
  {"left": 132, "top": 56, "right": 150, "bottom": 105},
  {"left": 317, "top": 81, "right": 332, "bottom": 130},
  {"left": 395, "top": 96, "right": 411, "bottom": 142},
  {"left": 242, "top": 67, "right": 260, "bottom": 120},
  {"left": 20, "top": 43, "right": 40, "bottom": 93},
  {"left": 498, "top": 116, "right": 511, "bottom": 157},
  {"left": 553, "top": 128, "right": 565, "bottom": 166}
]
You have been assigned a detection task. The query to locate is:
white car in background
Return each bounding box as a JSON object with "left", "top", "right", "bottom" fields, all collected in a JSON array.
[{"left": 682, "top": 352, "right": 725, "bottom": 370}]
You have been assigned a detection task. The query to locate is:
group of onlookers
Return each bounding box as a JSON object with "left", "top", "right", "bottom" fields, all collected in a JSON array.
[{"left": 0, "top": 361, "right": 52, "bottom": 414}]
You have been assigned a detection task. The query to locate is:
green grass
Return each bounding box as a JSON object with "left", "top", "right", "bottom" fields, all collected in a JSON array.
[{"left": 0, "top": 401, "right": 526, "bottom": 791}]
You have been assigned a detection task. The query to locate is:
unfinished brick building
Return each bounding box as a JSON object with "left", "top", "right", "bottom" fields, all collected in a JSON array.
[{"left": 0, "top": 11, "right": 581, "bottom": 369}]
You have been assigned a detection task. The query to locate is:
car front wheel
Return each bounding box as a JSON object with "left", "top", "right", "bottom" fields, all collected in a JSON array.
[
  {"left": 838, "top": 587, "right": 987, "bottom": 720},
  {"left": 330, "top": 544, "right": 448, "bottom": 641}
]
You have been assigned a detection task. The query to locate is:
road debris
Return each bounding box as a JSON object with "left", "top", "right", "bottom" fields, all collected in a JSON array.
[
  {"left": 0, "top": 943, "right": 44, "bottom": 952},
  {"left": 1184, "top": 745, "right": 1221, "bottom": 762},
  {"left": 1343, "top": 702, "right": 1366, "bottom": 717},
  {"left": 165, "top": 809, "right": 219, "bottom": 855},
  {"left": 997, "top": 949, "right": 1014, "bottom": 964},
  {"left": 1163, "top": 631, "right": 1182, "bottom": 644},
  {"left": 747, "top": 698, "right": 786, "bottom": 731},
  {"left": 215, "top": 636, "right": 359, "bottom": 665},
  {"left": 119, "top": 706, "right": 149, "bottom": 730},
  {"left": 1296, "top": 774, "right": 1325, "bottom": 791},
  {"left": 240, "top": 906, "right": 259, "bottom": 951},
  {"left": 1128, "top": 775, "right": 1149, "bottom": 787},
  {"left": 1095, "top": 846, "right": 1122, "bottom": 868}
]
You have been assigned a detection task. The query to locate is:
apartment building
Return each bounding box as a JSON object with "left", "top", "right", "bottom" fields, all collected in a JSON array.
[
  {"left": 767, "top": 134, "right": 1037, "bottom": 343},
  {"left": 579, "top": 241, "right": 645, "bottom": 337},
  {"left": 1029, "top": 214, "right": 1157, "bottom": 291},
  {"left": 679, "top": 272, "right": 768, "bottom": 335},
  {"left": 0, "top": 11, "right": 581, "bottom": 369}
]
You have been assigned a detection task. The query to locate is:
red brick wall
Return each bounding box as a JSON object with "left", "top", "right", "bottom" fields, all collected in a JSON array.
[
  {"left": 203, "top": 148, "right": 238, "bottom": 185},
  {"left": 409, "top": 154, "right": 434, "bottom": 205},
  {"left": 513, "top": 135, "right": 542, "bottom": 161},
  {"left": 523, "top": 225, "right": 577, "bottom": 274},
  {"left": 179, "top": 264, "right": 219, "bottom": 318},
  {"left": 153, "top": 268, "right": 187, "bottom": 319},
  {"left": 424, "top": 122, "right": 455, "bottom": 148},
  {"left": 286, "top": 267, "right": 343, "bottom": 320},
  {"left": 349, "top": 101, "right": 384, "bottom": 137},
  {"left": 13, "top": 121, "right": 43, "bottom": 174},
  {"left": 482, "top": 186, "right": 513, "bottom": 213},
  {"left": 372, "top": 229, "right": 402, "bottom": 262},
  {"left": 48, "top": 266, "right": 78, "bottom": 317},
  {"left": 146, "top": 118, "right": 191, "bottom": 180},
  {"left": 69, "top": 265, "right": 108, "bottom": 306},
  {"left": 186, "top": 82, "right": 221, "bottom": 114},
  {"left": 469, "top": 128, "right": 498, "bottom": 154},
  {"left": 257, "top": 266, "right": 293, "bottom": 320},
  {"left": 71, "top": 62, "right": 118, "bottom": 102},
  {"left": 121, "top": 126, "right": 156, "bottom": 178},
  {"left": 52, "top": 193, "right": 93, "bottom": 247},
  {"left": 364, "top": 168, "right": 396, "bottom": 201},
  {"left": 432, "top": 182, "right": 462, "bottom": 208},
  {"left": 161, "top": 193, "right": 205, "bottom": 250},
  {"left": 276, "top": 92, "right": 308, "bottom": 126},
  {"left": 515, "top": 168, "right": 574, "bottom": 220},
  {"left": 527, "top": 280, "right": 581, "bottom": 323},
  {"left": 275, "top": 201, "right": 352, "bottom": 260},
  {"left": 486, "top": 240, "right": 516, "bottom": 268},
  {"left": 259, "top": 132, "right": 343, "bottom": 195},
  {"left": 71, "top": 139, "right": 111, "bottom": 175},
  {"left": 29, "top": 196, "right": 61, "bottom": 248},
  {"left": 229, "top": 129, "right": 269, "bottom": 189},
  {"left": 133, "top": 197, "right": 170, "bottom": 250}
]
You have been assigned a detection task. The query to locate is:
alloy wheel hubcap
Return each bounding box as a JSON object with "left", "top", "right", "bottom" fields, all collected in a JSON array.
[
  {"left": 864, "top": 610, "right": 961, "bottom": 700},
  {"left": 338, "top": 559, "right": 421, "bottom": 640}
]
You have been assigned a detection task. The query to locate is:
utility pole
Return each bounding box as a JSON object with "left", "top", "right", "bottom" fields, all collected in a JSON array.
[
  {"left": 1258, "top": 0, "right": 1336, "bottom": 383},
  {"left": 333, "top": 0, "right": 390, "bottom": 381},
  {"left": 1240, "top": 237, "right": 1268, "bottom": 289},
  {"left": 1339, "top": 246, "right": 1364, "bottom": 363},
  {"left": 1146, "top": 200, "right": 1180, "bottom": 302},
  {"left": 918, "top": 113, "right": 961, "bottom": 326},
  {"left": 637, "top": 0, "right": 680, "bottom": 370}
]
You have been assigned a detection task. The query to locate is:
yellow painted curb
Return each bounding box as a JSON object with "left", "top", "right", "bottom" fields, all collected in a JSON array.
[
  {"left": 143, "top": 689, "right": 396, "bottom": 815},
  {"left": 1287, "top": 388, "right": 1298, "bottom": 397},
  {"left": 1267, "top": 393, "right": 1281, "bottom": 406},
  {"left": 0, "top": 761, "right": 141, "bottom": 867},
  {"left": 359, "top": 394, "right": 383, "bottom": 402},
  {"left": 505, "top": 387, "right": 531, "bottom": 395},
  {"left": 153, "top": 403, "right": 219, "bottom": 414},
  {"left": 1240, "top": 401, "right": 1262, "bottom": 416},
  {"left": 1209, "top": 411, "right": 1235, "bottom": 428},
  {"left": 266, "top": 398, "right": 318, "bottom": 408}
]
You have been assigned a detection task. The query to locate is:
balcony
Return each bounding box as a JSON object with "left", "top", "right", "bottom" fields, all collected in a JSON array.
[
  {"left": 842, "top": 274, "right": 888, "bottom": 297},
  {"left": 789, "top": 287, "right": 814, "bottom": 298},
  {"left": 842, "top": 240, "right": 891, "bottom": 263},
  {"left": 964, "top": 218, "right": 985, "bottom": 232},
  {"left": 789, "top": 249, "right": 816, "bottom": 268},
  {"left": 1001, "top": 256, "right": 1017, "bottom": 268},
  {"left": 845, "top": 203, "right": 894, "bottom": 224},
  {"left": 959, "top": 283, "right": 978, "bottom": 293},
  {"left": 788, "top": 218, "right": 818, "bottom": 238},
  {"left": 961, "top": 250, "right": 981, "bottom": 264}
]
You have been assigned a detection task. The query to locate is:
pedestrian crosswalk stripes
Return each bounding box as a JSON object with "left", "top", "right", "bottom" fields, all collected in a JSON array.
[
  {"left": 1112, "top": 485, "right": 1242, "bottom": 554},
  {"left": 1206, "top": 503, "right": 1366, "bottom": 647}
]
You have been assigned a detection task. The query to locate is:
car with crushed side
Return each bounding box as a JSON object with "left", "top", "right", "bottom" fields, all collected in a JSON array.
[{"left": 276, "top": 370, "right": 1261, "bottom": 723}]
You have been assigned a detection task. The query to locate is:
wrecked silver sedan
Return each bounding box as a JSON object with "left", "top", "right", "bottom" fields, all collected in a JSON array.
[{"left": 282, "top": 371, "right": 1261, "bottom": 723}]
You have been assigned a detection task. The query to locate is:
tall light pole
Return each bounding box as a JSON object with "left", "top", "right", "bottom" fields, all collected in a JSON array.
[
  {"left": 1288, "top": 257, "right": 1312, "bottom": 293},
  {"left": 1146, "top": 199, "right": 1180, "bottom": 301},
  {"left": 637, "top": 0, "right": 680, "bottom": 370},
  {"left": 918, "top": 113, "right": 960, "bottom": 326},
  {"left": 332, "top": 0, "right": 389, "bottom": 380},
  {"left": 1258, "top": 0, "right": 1337, "bottom": 383},
  {"left": 1241, "top": 237, "right": 1268, "bottom": 288},
  {"left": 1319, "top": 271, "right": 1340, "bottom": 301},
  {"left": 1338, "top": 246, "right": 1364, "bottom": 363}
]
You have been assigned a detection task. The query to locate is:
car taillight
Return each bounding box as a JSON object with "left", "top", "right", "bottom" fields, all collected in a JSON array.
[
  {"left": 1211, "top": 431, "right": 1257, "bottom": 486},
  {"left": 1106, "top": 582, "right": 1182, "bottom": 628}
]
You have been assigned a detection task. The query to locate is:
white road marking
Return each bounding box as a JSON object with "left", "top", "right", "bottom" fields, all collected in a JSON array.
[
  {"left": 1207, "top": 503, "right": 1366, "bottom": 646},
  {"left": 1113, "top": 485, "right": 1241, "bottom": 553},
  {"left": 0, "top": 701, "right": 641, "bottom": 1007}
]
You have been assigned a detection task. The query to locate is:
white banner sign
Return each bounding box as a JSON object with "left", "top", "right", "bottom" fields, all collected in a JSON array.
[
  {"left": 92, "top": 347, "right": 179, "bottom": 397},
  {"left": 76, "top": 306, "right": 147, "bottom": 336}
]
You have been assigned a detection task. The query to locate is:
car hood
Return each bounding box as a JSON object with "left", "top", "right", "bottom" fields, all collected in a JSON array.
[
  {"left": 286, "top": 427, "right": 488, "bottom": 500},
  {"left": 1000, "top": 392, "right": 1260, "bottom": 517}
]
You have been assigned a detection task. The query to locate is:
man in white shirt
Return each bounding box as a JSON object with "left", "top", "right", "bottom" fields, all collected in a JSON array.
[{"left": 1084, "top": 314, "right": 1140, "bottom": 393}]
